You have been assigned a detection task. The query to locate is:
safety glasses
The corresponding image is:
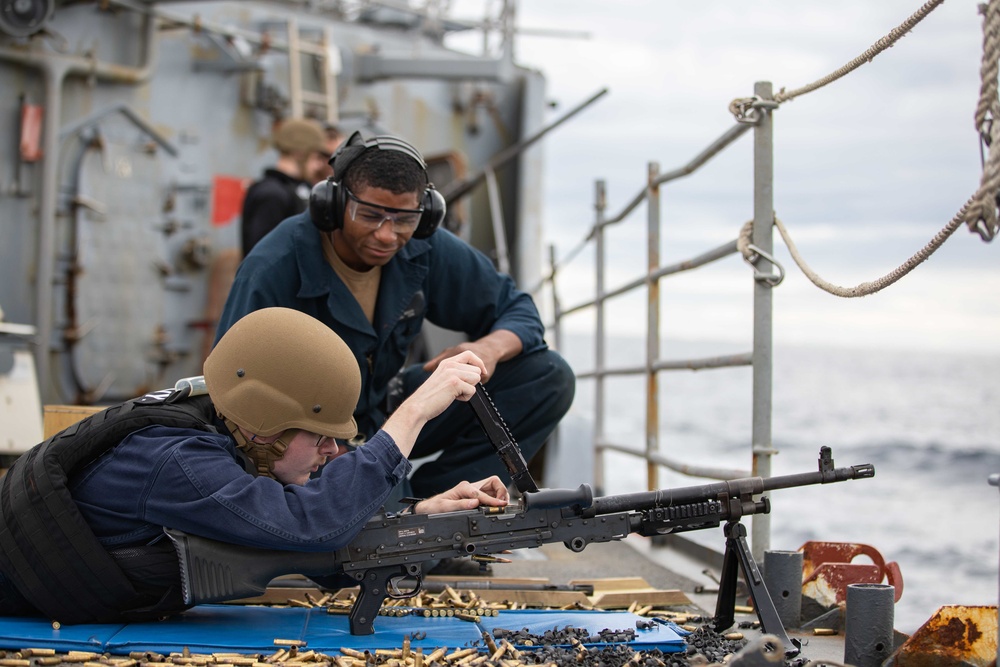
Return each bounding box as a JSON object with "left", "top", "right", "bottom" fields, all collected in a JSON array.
[{"left": 346, "top": 188, "right": 423, "bottom": 233}]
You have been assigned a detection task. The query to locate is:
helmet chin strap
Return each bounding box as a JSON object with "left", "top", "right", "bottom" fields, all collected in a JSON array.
[{"left": 220, "top": 414, "right": 289, "bottom": 479}]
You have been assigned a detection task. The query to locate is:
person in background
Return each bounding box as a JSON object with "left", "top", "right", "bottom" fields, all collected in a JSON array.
[
  {"left": 309, "top": 122, "right": 345, "bottom": 184},
  {"left": 241, "top": 118, "right": 329, "bottom": 256},
  {"left": 215, "top": 131, "right": 576, "bottom": 525},
  {"left": 0, "top": 307, "right": 506, "bottom": 624}
]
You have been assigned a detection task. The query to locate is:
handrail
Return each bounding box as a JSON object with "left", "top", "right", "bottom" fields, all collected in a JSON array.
[
  {"left": 574, "top": 353, "right": 753, "bottom": 380},
  {"left": 597, "top": 442, "right": 751, "bottom": 480},
  {"left": 530, "top": 121, "right": 752, "bottom": 296},
  {"left": 558, "top": 239, "right": 740, "bottom": 318},
  {"left": 598, "top": 121, "right": 755, "bottom": 230},
  {"left": 542, "top": 84, "right": 777, "bottom": 557}
]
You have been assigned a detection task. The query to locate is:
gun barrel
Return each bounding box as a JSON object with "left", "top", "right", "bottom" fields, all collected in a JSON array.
[
  {"left": 761, "top": 463, "right": 875, "bottom": 492},
  {"left": 590, "top": 457, "right": 874, "bottom": 516}
]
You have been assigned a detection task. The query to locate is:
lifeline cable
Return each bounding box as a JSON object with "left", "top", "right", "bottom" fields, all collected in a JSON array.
[
  {"left": 738, "top": 210, "right": 969, "bottom": 298},
  {"left": 774, "top": 0, "right": 945, "bottom": 104},
  {"left": 738, "top": 0, "right": 1000, "bottom": 297}
]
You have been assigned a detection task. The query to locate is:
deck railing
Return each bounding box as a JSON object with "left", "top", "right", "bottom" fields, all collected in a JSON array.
[{"left": 538, "top": 82, "right": 781, "bottom": 559}]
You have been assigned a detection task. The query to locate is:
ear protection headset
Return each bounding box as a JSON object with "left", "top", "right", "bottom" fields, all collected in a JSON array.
[{"left": 309, "top": 131, "right": 446, "bottom": 239}]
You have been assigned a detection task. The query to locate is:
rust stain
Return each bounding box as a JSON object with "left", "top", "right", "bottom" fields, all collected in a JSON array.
[
  {"left": 930, "top": 616, "right": 982, "bottom": 649},
  {"left": 894, "top": 606, "right": 996, "bottom": 667}
]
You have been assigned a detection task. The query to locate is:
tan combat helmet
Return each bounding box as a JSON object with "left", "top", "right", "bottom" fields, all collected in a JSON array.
[{"left": 204, "top": 307, "right": 360, "bottom": 477}]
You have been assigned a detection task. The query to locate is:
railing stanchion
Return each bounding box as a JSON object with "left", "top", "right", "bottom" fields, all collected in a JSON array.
[
  {"left": 751, "top": 80, "right": 776, "bottom": 560},
  {"left": 594, "top": 179, "right": 608, "bottom": 494},
  {"left": 646, "top": 162, "right": 662, "bottom": 492}
]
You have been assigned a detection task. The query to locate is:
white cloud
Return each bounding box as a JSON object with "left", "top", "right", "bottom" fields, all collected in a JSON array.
[{"left": 455, "top": 0, "right": 1000, "bottom": 353}]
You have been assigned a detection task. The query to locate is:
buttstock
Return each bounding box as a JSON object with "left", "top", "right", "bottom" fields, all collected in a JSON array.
[{"left": 165, "top": 528, "right": 338, "bottom": 605}]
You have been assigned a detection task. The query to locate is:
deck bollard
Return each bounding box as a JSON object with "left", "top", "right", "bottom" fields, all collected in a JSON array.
[
  {"left": 763, "top": 550, "right": 802, "bottom": 629},
  {"left": 844, "top": 583, "right": 895, "bottom": 667}
]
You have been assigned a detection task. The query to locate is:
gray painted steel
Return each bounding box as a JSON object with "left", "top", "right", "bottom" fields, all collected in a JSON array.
[
  {"left": 844, "top": 583, "right": 896, "bottom": 667},
  {"left": 763, "top": 549, "right": 804, "bottom": 630},
  {"left": 0, "top": 1, "right": 544, "bottom": 410}
]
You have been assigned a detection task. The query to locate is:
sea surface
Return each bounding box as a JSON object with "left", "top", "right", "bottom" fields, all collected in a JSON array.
[{"left": 552, "top": 334, "right": 1000, "bottom": 635}]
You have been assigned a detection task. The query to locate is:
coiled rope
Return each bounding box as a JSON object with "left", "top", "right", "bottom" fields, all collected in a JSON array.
[
  {"left": 962, "top": 0, "right": 1000, "bottom": 241},
  {"left": 736, "top": 0, "right": 999, "bottom": 298}
]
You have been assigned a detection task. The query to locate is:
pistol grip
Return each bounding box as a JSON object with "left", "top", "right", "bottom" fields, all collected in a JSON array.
[{"left": 348, "top": 564, "right": 415, "bottom": 635}]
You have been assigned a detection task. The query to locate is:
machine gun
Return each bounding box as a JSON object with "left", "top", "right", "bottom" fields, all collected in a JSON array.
[
  {"left": 168, "top": 385, "right": 873, "bottom": 655},
  {"left": 167, "top": 446, "right": 872, "bottom": 654}
]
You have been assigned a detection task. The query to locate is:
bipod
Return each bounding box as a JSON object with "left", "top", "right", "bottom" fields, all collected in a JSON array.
[{"left": 713, "top": 520, "right": 801, "bottom": 658}]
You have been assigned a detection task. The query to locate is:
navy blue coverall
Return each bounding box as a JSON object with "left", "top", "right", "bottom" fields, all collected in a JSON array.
[{"left": 215, "top": 214, "right": 575, "bottom": 501}]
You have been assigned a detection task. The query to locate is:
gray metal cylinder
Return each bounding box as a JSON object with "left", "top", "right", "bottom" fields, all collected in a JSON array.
[
  {"left": 844, "top": 583, "right": 895, "bottom": 667},
  {"left": 763, "top": 550, "right": 802, "bottom": 629}
]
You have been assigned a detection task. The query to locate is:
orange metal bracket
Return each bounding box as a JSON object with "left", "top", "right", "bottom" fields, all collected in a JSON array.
[{"left": 800, "top": 541, "right": 904, "bottom": 604}]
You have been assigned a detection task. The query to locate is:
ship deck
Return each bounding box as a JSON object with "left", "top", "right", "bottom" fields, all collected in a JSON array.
[{"left": 493, "top": 535, "right": 854, "bottom": 664}]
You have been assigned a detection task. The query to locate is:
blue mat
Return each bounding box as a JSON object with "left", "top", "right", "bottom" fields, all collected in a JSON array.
[{"left": 0, "top": 606, "right": 686, "bottom": 654}]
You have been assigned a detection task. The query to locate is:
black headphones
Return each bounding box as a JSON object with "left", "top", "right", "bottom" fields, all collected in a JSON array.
[{"left": 309, "top": 131, "right": 446, "bottom": 239}]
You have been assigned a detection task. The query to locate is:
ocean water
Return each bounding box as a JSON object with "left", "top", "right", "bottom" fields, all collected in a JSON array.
[{"left": 554, "top": 334, "right": 1000, "bottom": 635}]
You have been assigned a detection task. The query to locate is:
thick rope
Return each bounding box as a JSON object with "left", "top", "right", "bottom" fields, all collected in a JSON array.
[
  {"left": 739, "top": 203, "right": 970, "bottom": 298},
  {"left": 736, "top": 220, "right": 754, "bottom": 259},
  {"left": 733, "top": 0, "right": 999, "bottom": 298},
  {"left": 734, "top": 0, "right": 1000, "bottom": 242},
  {"left": 959, "top": 0, "right": 1000, "bottom": 241},
  {"left": 729, "top": 0, "right": 945, "bottom": 117},
  {"left": 773, "top": 0, "right": 946, "bottom": 104}
]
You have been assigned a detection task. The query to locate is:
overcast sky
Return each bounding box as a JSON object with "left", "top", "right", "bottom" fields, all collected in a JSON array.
[{"left": 448, "top": 1, "right": 1000, "bottom": 354}]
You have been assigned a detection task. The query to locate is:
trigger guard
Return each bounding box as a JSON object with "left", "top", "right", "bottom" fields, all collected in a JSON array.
[{"left": 387, "top": 566, "right": 422, "bottom": 599}]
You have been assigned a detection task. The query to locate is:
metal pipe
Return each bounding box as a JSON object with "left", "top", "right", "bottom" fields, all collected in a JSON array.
[
  {"left": 558, "top": 239, "right": 738, "bottom": 318},
  {"left": 108, "top": 0, "right": 287, "bottom": 51},
  {"left": 593, "top": 179, "right": 607, "bottom": 493},
  {"left": 0, "top": 45, "right": 155, "bottom": 85},
  {"left": 574, "top": 352, "right": 752, "bottom": 380},
  {"left": 763, "top": 550, "right": 803, "bottom": 629},
  {"left": 484, "top": 166, "right": 511, "bottom": 275},
  {"left": 547, "top": 243, "right": 563, "bottom": 477},
  {"left": 596, "top": 121, "right": 753, "bottom": 230},
  {"left": 751, "top": 81, "right": 776, "bottom": 560},
  {"left": 58, "top": 103, "right": 178, "bottom": 156},
  {"left": 442, "top": 88, "right": 608, "bottom": 203},
  {"left": 548, "top": 245, "right": 562, "bottom": 353},
  {"left": 34, "top": 61, "right": 69, "bottom": 396},
  {"left": 532, "top": 122, "right": 751, "bottom": 297},
  {"left": 597, "top": 441, "right": 750, "bottom": 481},
  {"left": 991, "top": 472, "right": 999, "bottom": 667},
  {"left": 844, "top": 583, "right": 895, "bottom": 667},
  {"left": 653, "top": 121, "right": 755, "bottom": 186},
  {"left": 645, "top": 161, "right": 661, "bottom": 492}
]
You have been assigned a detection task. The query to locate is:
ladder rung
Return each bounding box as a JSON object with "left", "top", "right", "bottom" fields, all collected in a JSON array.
[
  {"left": 300, "top": 90, "right": 330, "bottom": 104},
  {"left": 297, "top": 42, "right": 327, "bottom": 57}
]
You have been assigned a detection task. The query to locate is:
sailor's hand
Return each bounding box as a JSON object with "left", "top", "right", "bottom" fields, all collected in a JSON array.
[
  {"left": 422, "top": 330, "right": 522, "bottom": 381},
  {"left": 407, "top": 350, "right": 486, "bottom": 418},
  {"left": 414, "top": 476, "right": 509, "bottom": 514},
  {"left": 381, "top": 351, "right": 486, "bottom": 457}
]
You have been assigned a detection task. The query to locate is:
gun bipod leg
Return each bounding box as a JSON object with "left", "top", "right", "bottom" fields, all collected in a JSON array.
[{"left": 712, "top": 521, "right": 801, "bottom": 658}]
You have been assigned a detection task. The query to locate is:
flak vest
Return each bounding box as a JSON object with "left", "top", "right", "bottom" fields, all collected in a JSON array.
[{"left": 0, "top": 391, "right": 219, "bottom": 623}]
